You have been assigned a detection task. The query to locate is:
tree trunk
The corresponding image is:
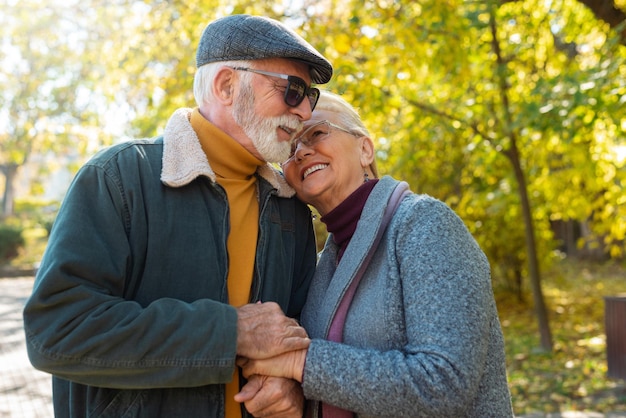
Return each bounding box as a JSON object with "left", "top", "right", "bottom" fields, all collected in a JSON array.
[
  {"left": 489, "top": 9, "right": 553, "bottom": 352},
  {"left": 508, "top": 142, "right": 554, "bottom": 352},
  {"left": 0, "top": 164, "right": 18, "bottom": 219}
]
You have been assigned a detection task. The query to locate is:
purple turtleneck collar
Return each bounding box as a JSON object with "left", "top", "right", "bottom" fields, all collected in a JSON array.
[{"left": 320, "top": 179, "right": 379, "bottom": 261}]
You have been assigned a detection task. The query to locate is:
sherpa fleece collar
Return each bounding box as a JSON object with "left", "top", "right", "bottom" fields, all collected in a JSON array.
[{"left": 160, "top": 108, "right": 295, "bottom": 198}]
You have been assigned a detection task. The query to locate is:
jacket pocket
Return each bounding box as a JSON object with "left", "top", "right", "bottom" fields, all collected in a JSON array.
[
  {"left": 90, "top": 388, "right": 144, "bottom": 417},
  {"left": 90, "top": 386, "right": 221, "bottom": 417}
]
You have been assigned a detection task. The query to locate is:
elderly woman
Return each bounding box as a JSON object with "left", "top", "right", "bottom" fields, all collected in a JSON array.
[{"left": 237, "top": 91, "right": 513, "bottom": 418}]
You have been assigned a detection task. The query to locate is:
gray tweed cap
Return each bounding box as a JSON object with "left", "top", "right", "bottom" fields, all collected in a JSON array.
[{"left": 195, "top": 14, "right": 333, "bottom": 84}]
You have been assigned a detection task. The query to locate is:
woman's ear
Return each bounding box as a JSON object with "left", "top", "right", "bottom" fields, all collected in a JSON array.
[
  {"left": 359, "top": 136, "right": 376, "bottom": 170},
  {"left": 213, "top": 67, "right": 235, "bottom": 104}
]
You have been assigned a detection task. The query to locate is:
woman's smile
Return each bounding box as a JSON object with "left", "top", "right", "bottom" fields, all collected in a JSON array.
[{"left": 302, "top": 163, "right": 329, "bottom": 179}]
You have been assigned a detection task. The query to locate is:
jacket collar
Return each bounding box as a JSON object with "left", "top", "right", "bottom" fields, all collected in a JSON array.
[{"left": 160, "top": 108, "right": 295, "bottom": 198}]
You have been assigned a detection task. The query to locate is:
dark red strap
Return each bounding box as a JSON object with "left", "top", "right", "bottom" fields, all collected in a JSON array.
[{"left": 322, "top": 182, "right": 409, "bottom": 417}]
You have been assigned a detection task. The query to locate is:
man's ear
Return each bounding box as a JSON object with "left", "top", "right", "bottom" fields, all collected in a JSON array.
[{"left": 213, "top": 67, "right": 235, "bottom": 104}]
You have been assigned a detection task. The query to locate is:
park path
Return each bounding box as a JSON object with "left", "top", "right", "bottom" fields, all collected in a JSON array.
[
  {"left": 1, "top": 275, "right": 625, "bottom": 418},
  {"left": 0, "top": 276, "right": 53, "bottom": 417}
]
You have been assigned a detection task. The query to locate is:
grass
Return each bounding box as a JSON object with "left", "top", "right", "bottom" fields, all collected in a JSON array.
[
  {"left": 2, "top": 225, "right": 48, "bottom": 272},
  {"left": 499, "top": 259, "right": 626, "bottom": 415}
]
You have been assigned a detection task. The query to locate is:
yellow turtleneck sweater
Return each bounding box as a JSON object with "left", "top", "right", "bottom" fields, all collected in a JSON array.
[{"left": 191, "top": 109, "right": 262, "bottom": 418}]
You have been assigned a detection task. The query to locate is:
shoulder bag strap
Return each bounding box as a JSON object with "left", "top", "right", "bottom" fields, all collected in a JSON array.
[{"left": 327, "top": 181, "right": 410, "bottom": 343}]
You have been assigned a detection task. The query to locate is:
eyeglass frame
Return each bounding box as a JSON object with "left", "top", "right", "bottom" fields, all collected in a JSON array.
[
  {"left": 282, "top": 120, "right": 359, "bottom": 165},
  {"left": 228, "top": 66, "right": 320, "bottom": 111}
]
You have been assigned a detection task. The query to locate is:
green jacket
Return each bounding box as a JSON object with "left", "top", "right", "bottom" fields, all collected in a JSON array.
[{"left": 23, "top": 108, "right": 317, "bottom": 417}]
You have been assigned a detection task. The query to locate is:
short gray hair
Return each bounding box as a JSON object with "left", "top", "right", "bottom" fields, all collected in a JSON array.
[
  {"left": 315, "top": 90, "right": 370, "bottom": 138},
  {"left": 193, "top": 60, "right": 253, "bottom": 107},
  {"left": 315, "top": 90, "right": 378, "bottom": 177}
]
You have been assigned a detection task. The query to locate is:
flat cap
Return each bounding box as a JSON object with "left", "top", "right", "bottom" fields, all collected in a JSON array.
[{"left": 196, "top": 14, "right": 333, "bottom": 84}]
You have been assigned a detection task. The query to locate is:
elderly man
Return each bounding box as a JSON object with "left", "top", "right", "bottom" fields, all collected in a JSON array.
[{"left": 23, "top": 14, "right": 332, "bottom": 418}]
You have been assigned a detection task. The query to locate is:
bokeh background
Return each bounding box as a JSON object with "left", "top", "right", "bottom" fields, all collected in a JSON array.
[{"left": 1, "top": 0, "right": 625, "bottom": 415}]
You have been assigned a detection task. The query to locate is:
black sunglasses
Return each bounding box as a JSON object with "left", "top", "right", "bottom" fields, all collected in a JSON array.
[{"left": 229, "top": 67, "right": 320, "bottom": 111}]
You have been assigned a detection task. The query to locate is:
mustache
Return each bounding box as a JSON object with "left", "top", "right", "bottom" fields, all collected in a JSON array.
[{"left": 276, "top": 117, "right": 303, "bottom": 141}]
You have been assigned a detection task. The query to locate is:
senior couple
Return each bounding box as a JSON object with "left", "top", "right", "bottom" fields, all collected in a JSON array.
[{"left": 23, "top": 14, "right": 513, "bottom": 418}]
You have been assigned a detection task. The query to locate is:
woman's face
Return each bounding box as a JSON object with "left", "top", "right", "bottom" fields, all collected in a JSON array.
[{"left": 281, "top": 110, "right": 374, "bottom": 216}]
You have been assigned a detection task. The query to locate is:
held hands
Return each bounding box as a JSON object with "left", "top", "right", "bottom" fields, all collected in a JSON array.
[
  {"left": 236, "top": 302, "right": 310, "bottom": 359},
  {"left": 234, "top": 302, "right": 309, "bottom": 417},
  {"left": 237, "top": 349, "right": 308, "bottom": 383}
]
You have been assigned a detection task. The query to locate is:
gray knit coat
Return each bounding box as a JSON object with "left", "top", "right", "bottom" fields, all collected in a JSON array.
[{"left": 300, "top": 176, "right": 514, "bottom": 418}]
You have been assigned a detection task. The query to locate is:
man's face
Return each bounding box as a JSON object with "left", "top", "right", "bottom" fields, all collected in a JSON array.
[
  {"left": 231, "top": 60, "right": 315, "bottom": 163},
  {"left": 232, "top": 79, "right": 299, "bottom": 163}
]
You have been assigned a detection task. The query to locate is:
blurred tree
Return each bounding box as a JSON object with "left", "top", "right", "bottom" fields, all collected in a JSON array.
[
  {"left": 569, "top": 0, "right": 625, "bottom": 44},
  {"left": 505, "top": 0, "right": 626, "bottom": 44},
  {"left": 1, "top": 0, "right": 624, "bottom": 352},
  {"left": 0, "top": 0, "right": 125, "bottom": 217},
  {"left": 292, "top": 0, "right": 625, "bottom": 351}
]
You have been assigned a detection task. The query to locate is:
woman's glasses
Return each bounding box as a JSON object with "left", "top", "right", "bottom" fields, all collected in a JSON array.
[
  {"left": 283, "top": 120, "right": 356, "bottom": 164},
  {"left": 229, "top": 67, "right": 320, "bottom": 110}
]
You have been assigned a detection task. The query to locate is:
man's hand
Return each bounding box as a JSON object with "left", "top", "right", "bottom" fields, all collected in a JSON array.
[
  {"left": 234, "top": 375, "right": 304, "bottom": 418},
  {"left": 238, "top": 349, "right": 307, "bottom": 383},
  {"left": 236, "top": 302, "right": 309, "bottom": 359}
]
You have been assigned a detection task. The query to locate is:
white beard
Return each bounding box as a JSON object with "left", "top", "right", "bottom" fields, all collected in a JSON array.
[{"left": 233, "top": 80, "right": 302, "bottom": 163}]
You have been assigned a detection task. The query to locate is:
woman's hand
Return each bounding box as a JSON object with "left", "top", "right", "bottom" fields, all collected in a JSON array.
[{"left": 237, "top": 348, "right": 308, "bottom": 383}]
